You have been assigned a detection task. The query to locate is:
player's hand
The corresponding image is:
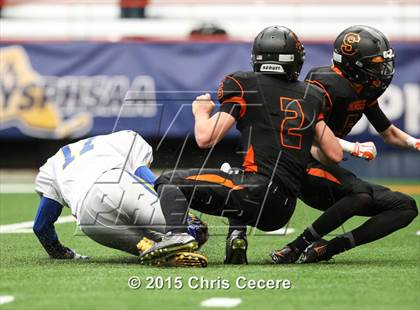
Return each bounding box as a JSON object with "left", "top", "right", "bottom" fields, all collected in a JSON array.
[
  {"left": 192, "top": 93, "right": 215, "bottom": 117},
  {"left": 351, "top": 141, "right": 377, "bottom": 161},
  {"left": 406, "top": 137, "right": 420, "bottom": 151}
]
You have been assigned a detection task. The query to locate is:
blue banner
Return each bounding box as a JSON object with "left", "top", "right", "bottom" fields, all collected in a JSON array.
[{"left": 0, "top": 41, "right": 419, "bottom": 152}]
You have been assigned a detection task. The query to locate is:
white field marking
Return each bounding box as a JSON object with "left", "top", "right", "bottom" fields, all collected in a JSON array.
[
  {"left": 0, "top": 295, "right": 15, "bottom": 305},
  {"left": 201, "top": 298, "right": 242, "bottom": 308},
  {"left": 416, "top": 230, "right": 420, "bottom": 236},
  {"left": 265, "top": 227, "right": 295, "bottom": 235},
  {"left": 0, "top": 184, "right": 34, "bottom": 194},
  {"left": 0, "top": 216, "right": 75, "bottom": 234}
]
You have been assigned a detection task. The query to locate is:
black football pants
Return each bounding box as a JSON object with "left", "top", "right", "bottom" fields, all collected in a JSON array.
[
  {"left": 299, "top": 158, "right": 418, "bottom": 247},
  {"left": 155, "top": 169, "right": 296, "bottom": 232}
]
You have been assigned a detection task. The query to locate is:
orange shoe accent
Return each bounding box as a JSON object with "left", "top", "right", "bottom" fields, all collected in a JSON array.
[
  {"left": 186, "top": 174, "right": 244, "bottom": 190},
  {"left": 307, "top": 168, "right": 341, "bottom": 185},
  {"left": 314, "top": 245, "right": 327, "bottom": 255}
]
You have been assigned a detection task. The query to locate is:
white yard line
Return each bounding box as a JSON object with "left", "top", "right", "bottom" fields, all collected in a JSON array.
[
  {"left": 201, "top": 298, "right": 242, "bottom": 308},
  {"left": 0, "top": 296, "right": 15, "bottom": 305},
  {"left": 0, "top": 184, "right": 35, "bottom": 194},
  {"left": 0, "top": 216, "right": 75, "bottom": 234}
]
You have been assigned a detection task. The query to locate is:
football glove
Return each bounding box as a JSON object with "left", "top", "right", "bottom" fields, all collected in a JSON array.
[
  {"left": 51, "top": 247, "right": 89, "bottom": 260},
  {"left": 406, "top": 137, "right": 420, "bottom": 151},
  {"left": 351, "top": 141, "right": 377, "bottom": 161}
]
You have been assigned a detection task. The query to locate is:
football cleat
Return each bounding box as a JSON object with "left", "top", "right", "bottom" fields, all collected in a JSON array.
[
  {"left": 270, "top": 245, "right": 301, "bottom": 264},
  {"left": 138, "top": 233, "right": 198, "bottom": 265},
  {"left": 297, "top": 239, "right": 332, "bottom": 264},
  {"left": 224, "top": 230, "right": 248, "bottom": 264},
  {"left": 161, "top": 252, "right": 208, "bottom": 268},
  {"left": 136, "top": 237, "right": 156, "bottom": 253},
  {"left": 187, "top": 213, "right": 209, "bottom": 249}
]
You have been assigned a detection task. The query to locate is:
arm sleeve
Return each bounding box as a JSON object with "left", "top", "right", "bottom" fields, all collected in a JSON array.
[
  {"left": 134, "top": 166, "right": 157, "bottom": 186},
  {"left": 217, "top": 74, "right": 246, "bottom": 120},
  {"left": 33, "top": 196, "right": 67, "bottom": 258},
  {"left": 364, "top": 100, "right": 392, "bottom": 133}
]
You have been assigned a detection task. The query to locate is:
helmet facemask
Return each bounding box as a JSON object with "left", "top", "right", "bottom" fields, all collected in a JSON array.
[{"left": 357, "top": 48, "right": 395, "bottom": 86}]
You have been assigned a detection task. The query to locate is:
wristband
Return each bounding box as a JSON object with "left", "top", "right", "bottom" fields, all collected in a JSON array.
[
  {"left": 338, "top": 139, "right": 355, "bottom": 154},
  {"left": 406, "top": 137, "right": 419, "bottom": 150}
]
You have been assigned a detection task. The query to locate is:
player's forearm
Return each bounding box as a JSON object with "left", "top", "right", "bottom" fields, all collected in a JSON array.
[
  {"left": 33, "top": 197, "right": 67, "bottom": 258},
  {"left": 311, "top": 145, "right": 337, "bottom": 166},
  {"left": 194, "top": 112, "right": 215, "bottom": 148},
  {"left": 380, "top": 125, "right": 419, "bottom": 150},
  {"left": 314, "top": 121, "right": 343, "bottom": 163},
  {"left": 194, "top": 112, "right": 234, "bottom": 148}
]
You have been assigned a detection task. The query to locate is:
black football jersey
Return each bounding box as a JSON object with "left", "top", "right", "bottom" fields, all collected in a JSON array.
[
  {"left": 305, "top": 66, "right": 391, "bottom": 138},
  {"left": 217, "top": 71, "right": 326, "bottom": 196}
]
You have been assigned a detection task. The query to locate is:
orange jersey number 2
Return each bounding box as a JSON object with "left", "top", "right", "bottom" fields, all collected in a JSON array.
[{"left": 280, "top": 97, "right": 304, "bottom": 150}]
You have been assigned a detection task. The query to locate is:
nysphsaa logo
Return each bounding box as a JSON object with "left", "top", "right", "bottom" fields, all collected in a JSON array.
[
  {"left": 0, "top": 46, "right": 92, "bottom": 139},
  {"left": 0, "top": 45, "right": 157, "bottom": 139}
]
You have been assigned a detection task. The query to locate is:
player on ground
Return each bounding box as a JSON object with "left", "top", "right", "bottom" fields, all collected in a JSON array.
[
  {"left": 154, "top": 26, "right": 343, "bottom": 264},
  {"left": 33, "top": 130, "right": 208, "bottom": 267},
  {"left": 271, "top": 25, "right": 418, "bottom": 264}
]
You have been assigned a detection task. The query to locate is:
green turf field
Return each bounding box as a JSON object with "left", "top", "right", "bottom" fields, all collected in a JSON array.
[{"left": 0, "top": 190, "right": 419, "bottom": 310}]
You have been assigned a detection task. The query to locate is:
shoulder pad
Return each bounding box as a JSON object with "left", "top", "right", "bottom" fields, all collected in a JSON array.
[{"left": 217, "top": 71, "right": 252, "bottom": 103}]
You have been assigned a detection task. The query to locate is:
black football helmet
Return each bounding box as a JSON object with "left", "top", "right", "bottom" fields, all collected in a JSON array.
[
  {"left": 333, "top": 25, "right": 395, "bottom": 94},
  {"left": 251, "top": 26, "right": 305, "bottom": 81}
]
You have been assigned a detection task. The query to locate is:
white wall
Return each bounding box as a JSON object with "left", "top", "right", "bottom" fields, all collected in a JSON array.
[{"left": 1, "top": 2, "right": 419, "bottom": 40}]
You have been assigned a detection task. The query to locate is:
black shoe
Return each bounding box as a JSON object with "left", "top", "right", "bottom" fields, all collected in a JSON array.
[
  {"left": 297, "top": 239, "right": 332, "bottom": 264},
  {"left": 224, "top": 230, "right": 248, "bottom": 264},
  {"left": 271, "top": 245, "right": 301, "bottom": 264}
]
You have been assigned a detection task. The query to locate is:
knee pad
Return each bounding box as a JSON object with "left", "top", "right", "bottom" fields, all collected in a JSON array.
[
  {"left": 400, "top": 195, "right": 418, "bottom": 220},
  {"left": 383, "top": 192, "right": 419, "bottom": 224}
]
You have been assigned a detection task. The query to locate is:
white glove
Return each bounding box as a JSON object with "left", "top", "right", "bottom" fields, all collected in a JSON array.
[
  {"left": 73, "top": 251, "right": 90, "bottom": 260},
  {"left": 60, "top": 247, "right": 89, "bottom": 260},
  {"left": 351, "top": 141, "right": 377, "bottom": 161},
  {"left": 406, "top": 137, "right": 420, "bottom": 151}
]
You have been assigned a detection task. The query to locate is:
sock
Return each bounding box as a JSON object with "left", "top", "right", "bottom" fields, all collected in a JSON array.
[
  {"left": 157, "top": 184, "right": 189, "bottom": 234},
  {"left": 228, "top": 218, "right": 247, "bottom": 237},
  {"left": 325, "top": 233, "right": 355, "bottom": 258},
  {"left": 290, "top": 226, "right": 319, "bottom": 253}
]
